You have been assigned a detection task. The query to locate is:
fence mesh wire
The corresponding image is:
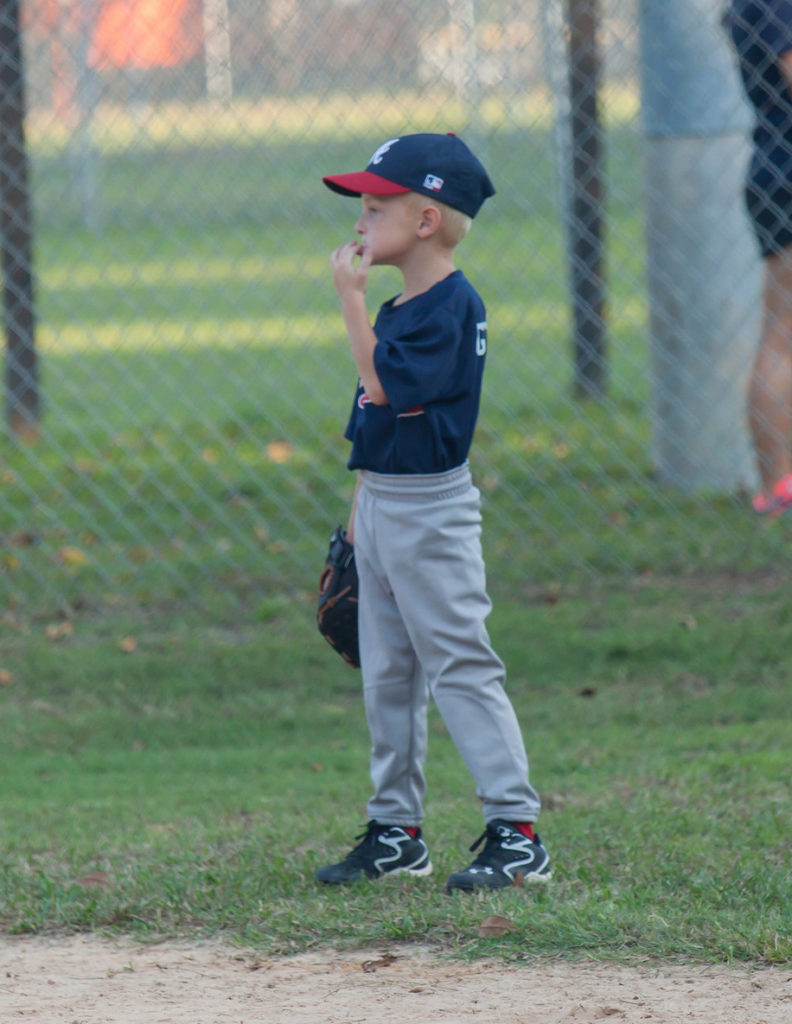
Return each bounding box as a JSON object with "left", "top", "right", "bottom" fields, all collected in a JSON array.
[{"left": 0, "top": 0, "right": 785, "bottom": 615}]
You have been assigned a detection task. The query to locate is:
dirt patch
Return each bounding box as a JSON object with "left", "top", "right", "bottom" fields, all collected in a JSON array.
[{"left": 1, "top": 934, "right": 790, "bottom": 1024}]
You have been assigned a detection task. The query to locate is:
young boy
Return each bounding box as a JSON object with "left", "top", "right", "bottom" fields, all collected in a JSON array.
[{"left": 318, "top": 133, "right": 551, "bottom": 892}]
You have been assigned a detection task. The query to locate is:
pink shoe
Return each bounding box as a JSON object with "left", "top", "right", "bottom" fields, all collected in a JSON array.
[
  {"left": 753, "top": 491, "right": 771, "bottom": 513},
  {"left": 753, "top": 474, "right": 792, "bottom": 516}
]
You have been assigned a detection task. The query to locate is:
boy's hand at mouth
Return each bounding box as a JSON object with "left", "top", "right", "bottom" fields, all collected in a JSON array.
[{"left": 331, "top": 241, "right": 372, "bottom": 297}]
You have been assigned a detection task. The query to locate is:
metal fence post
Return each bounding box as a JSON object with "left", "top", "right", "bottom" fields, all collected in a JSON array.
[
  {"left": 640, "top": 0, "right": 759, "bottom": 491},
  {"left": 0, "top": 0, "right": 38, "bottom": 440},
  {"left": 567, "top": 0, "right": 607, "bottom": 399}
]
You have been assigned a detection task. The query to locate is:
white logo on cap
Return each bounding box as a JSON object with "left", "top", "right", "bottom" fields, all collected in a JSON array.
[
  {"left": 423, "top": 173, "right": 444, "bottom": 192},
  {"left": 370, "top": 138, "right": 400, "bottom": 165}
]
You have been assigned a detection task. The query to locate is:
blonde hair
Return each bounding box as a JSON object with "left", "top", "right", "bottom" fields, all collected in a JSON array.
[
  {"left": 433, "top": 199, "right": 472, "bottom": 248},
  {"left": 403, "top": 192, "right": 472, "bottom": 248}
]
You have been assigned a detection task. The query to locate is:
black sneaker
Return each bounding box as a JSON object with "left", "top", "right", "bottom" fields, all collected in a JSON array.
[
  {"left": 315, "top": 821, "right": 433, "bottom": 885},
  {"left": 446, "top": 819, "right": 552, "bottom": 892}
]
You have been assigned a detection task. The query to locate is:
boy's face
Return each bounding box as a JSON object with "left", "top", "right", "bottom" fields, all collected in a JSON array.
[{"left": 355, "top": 193, "right": 424, "bottom": 267}]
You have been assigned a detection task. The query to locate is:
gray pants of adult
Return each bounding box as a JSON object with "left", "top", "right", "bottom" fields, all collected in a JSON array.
[{"left": 354, "top": 463, "right": 542, "bottom": 826}]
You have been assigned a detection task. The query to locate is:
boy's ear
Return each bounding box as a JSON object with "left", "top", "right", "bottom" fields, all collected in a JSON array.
[{"left": 416, "top": 203, "right": 442, "bottom": 238}]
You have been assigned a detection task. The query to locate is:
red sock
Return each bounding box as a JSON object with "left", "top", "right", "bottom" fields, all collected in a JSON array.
[
  {"left": 404, "top": 827, "right": 419, "bottom": 838},
  {"left": 511, "top": 821, "right": 535, "bottom": 840}
]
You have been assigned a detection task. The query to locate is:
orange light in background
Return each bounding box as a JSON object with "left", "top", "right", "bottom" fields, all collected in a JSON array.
[{"left": 89, "top": 0, "right": 203, "bottom": 70}]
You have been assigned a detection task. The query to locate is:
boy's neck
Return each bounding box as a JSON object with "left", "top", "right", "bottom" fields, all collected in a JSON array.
[{"left": 394, "top": 249, "right": 457, "bottom": 305}]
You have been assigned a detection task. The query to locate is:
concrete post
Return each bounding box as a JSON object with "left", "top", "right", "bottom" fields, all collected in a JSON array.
[{"left": 640, "top": 0, "right": 760, "bottom": 491}]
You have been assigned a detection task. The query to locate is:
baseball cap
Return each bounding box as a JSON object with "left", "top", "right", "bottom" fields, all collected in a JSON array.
[{"left": 322, "top": 133, "right": 495, "bottom": 219}]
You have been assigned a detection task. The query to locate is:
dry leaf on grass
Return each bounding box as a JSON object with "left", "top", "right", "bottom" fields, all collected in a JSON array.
[
  {"left": 477, "top": 914, "right": 516, "bottom": 937},
  {"left": 72, "top": 870, "right": 110, "bottom": 889},
  {"left": 266, "top": 441, "right": 294, "bottom": 464},
  {"left": 0, "top": 668, "right": 13, "bottom": 686},
  {"left": 45, "top": 621, "right": 74, "bottom": 641},
  {"left": 57, "top": 546, "right": 89, "bottom": 566},
  {"left": 9, "top": 531, "right": 37, "bottom": 547}
]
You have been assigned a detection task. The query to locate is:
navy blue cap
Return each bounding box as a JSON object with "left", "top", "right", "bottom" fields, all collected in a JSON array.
[{"left": 322, "top": 133, "right": 495, "bottom": 218}]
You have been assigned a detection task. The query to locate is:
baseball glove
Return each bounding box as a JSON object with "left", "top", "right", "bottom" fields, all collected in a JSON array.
[{"left": 317, "top": 525, "right": 360, "bottom": 668}]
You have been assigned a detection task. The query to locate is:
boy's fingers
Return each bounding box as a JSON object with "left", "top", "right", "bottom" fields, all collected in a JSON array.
[{"left": 331, "top": 241, "right": 358, "bottom": 264}]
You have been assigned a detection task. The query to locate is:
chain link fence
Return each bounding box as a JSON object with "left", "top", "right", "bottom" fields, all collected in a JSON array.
[{"left": 0, "top": 0, "right": 784, "bottom": 615}]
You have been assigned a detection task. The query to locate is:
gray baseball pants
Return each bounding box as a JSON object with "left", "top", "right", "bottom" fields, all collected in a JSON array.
[{"left": 353, "top": 462, "right": 542, "bottom": 826}]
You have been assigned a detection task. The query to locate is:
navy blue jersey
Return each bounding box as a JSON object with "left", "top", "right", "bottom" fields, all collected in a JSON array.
[
  {"left": 345, "top": 270, "right": 488, "bottom": 474},
  {"left": 726, "top": 1, "right": 792, "bottom": 185}
]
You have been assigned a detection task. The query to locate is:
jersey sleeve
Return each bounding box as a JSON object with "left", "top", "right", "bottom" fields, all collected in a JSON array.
[{"left": 372, "top": 299, "right": 474, "bottom": 415}]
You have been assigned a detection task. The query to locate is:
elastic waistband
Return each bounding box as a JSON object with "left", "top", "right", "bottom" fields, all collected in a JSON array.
[{"left": 359, "top": 462, "right": 472, "bottom": 501}]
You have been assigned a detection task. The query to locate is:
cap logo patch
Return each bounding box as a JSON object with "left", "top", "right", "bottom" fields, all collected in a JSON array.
[
  {"left": 423, "top": 173, "right": 444, "bottom": 192},
  {"left": 370, "top": 138, "right": 400, "bottom": 165}
]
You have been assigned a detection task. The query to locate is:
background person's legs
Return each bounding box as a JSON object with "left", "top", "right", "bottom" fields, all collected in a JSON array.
[{"left": 749, "top": 248, "right": 792, "bottom": 507}]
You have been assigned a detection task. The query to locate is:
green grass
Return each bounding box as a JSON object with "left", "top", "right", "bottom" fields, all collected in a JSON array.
[
  {"left": 1, "top": 577, "right": 790, "bottom": 963},
  {"left": 1, "top": 96, "right": 790, "bottom": 964}
]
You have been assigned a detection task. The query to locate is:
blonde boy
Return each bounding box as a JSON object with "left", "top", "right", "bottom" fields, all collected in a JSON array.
[{"left": 318, "top": 134, "right": 551, "bottom": 891}]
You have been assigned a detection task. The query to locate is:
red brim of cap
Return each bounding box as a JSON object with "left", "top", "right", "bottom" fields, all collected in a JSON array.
[{"left": 322, "top": 171, "right": 411, "bottom": 198}]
